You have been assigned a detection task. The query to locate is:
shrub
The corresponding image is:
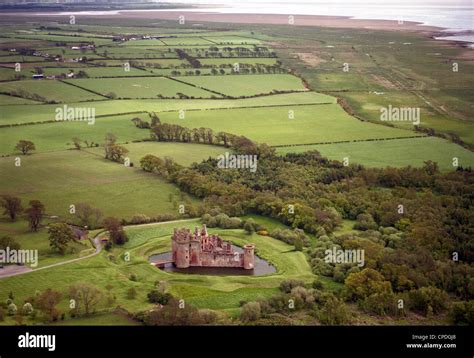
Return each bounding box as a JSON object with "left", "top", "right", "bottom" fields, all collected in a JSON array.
[
  {"left": 147, "top": 290, "right": 172, "bottom": 305},
  {"left": 312, "top": 279, "right": 324, "bottom": 290},
  {"left": 243, "top": 220, "right": 255, "bottom": 235},
  {"left": 130, "top": 214, "right": 151, "bottom": 224},
  {"left": 315, "top": 294, "right": 350, "bottom": 325},
  {"left": 450, "top": 301, "right": 474, "bottom": 325},
  {"left": 8, "top": 303, "right": 17, "bottom": 316},
  {"left": 279, "top": 279, "right": 305, "bottom": 293},
  {"left": 311, "top": 258, "right": 334, "bottom": 277},
  {"left": 360, "top": 292, "right": 398, "bottom": 316},
  {"left": 345, "top": 268, "right": 393, "bottom": 300},
  {"left": 240, "top": 302, "right": 261, "bottom": 322},
  {"left": 408, "top": 287, "right": 450, "bottom": 316},
  {"left": 22, "top": 303, "right": 34, "bottom": 316}
]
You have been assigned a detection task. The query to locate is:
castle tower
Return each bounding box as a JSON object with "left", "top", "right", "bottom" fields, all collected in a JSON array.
[
  {"left": 189, "top": 234, "right": 201, "bottom": 266},
  {"left": 243, "top": 244, "right": 255, "bottom": 270},
  {"left": 201, "top": 224, "right": 208, "bottom": 238},
  {"left": 174, "top": 229, "right": 191, "bottom": 268}
]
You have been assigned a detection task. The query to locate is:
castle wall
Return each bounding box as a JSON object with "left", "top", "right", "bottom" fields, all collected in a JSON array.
[
  {"left": 198, "top": 252, "right": 244, "bottom": 268},
  {"left": 172, "top": 225, "right": 255, "bottom": 270}
]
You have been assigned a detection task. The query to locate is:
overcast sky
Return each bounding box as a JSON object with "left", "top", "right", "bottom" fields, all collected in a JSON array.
[{"left": 164, "top": 0, "right": 471, "bottom": 5}]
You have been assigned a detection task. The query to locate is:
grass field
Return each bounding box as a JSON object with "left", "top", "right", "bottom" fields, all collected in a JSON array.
[
  {"left": 39, "top": 66, "right": 156, "bottom": 78},
  {"left": 0, "top": 92, "right": 332, "bottom": 125},
  {"left": 0, "top": 219, "right": 315, "bottom": 323},
  {"left": 198, "top": 58, "right": 278, "bottom": 66},
  {"left": 272, "top": 24, "right": 474, "bottom": 147},
  {"left": 85, "top": 142, "right": 230, "bottom": 167},
  {"left": 203, "top": 36, "right": 262, "bottom": 45},
  {"left": 175, "top": 74, "right": 307, "bottom": 97},
  {"left": 276, "top": 137, "right": 474, "bottom": 171},
  {"left": 65, "top": 77, "right": 218, "bottom": 99},
  {"left": 0, "top": 150, "right": 197, "bottom": 219},
  {"left": 0, "top": 218, "right": 94, "bottom": 268},
  {"left": 159, "top": 104, "right": 421, "bottom": 146},
  {"left": 0, "top": 114, "right": 149, "bottom": 154},
  {"left": 343, "top": 91, "right": 474, "bottom": 145},
  {"left": 0, "top": 67, "right": 17, "bottom": 81},
  {"left": 0, "top": 94, "right": 40, "bottom": 105},
  {"left": 91, "top": 58, "right": 188, "bottom": 66},
  {"left": 159, "top": 37, "right": 215, "bottom": 46},
  {"left": 1, "top": 79, "right": 103, "bottom": 102}
]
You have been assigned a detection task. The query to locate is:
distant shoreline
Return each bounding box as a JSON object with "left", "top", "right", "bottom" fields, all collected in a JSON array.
[{"left": 1, "top": 9, "right": 472, "bottom": 48}]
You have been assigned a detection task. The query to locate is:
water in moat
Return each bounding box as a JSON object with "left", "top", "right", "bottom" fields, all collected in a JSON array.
[{"left": 149, "top": 244, "right": 276, "bottom": 276}]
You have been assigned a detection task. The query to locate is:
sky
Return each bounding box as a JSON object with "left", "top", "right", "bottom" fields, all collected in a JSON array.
[{"left": 164, "top": 0, "right": 472, "bottom": 4}]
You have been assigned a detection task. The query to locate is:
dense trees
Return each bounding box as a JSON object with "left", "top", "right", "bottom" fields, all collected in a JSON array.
[
  {"left": 239, "top": 279, "right": 351, "bottom": 325},
  {"left": 142, "top": 142, "right": 472, "bottom": 320}
]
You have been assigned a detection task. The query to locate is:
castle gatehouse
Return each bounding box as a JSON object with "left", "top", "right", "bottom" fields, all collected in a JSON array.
[{"left": 171, "top": 225, "right": 255, "bottom": 270}]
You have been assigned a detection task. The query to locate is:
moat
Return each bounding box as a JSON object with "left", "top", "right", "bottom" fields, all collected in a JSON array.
[{"left": 149, "top": 244, "right": 276, "bottom": 276}]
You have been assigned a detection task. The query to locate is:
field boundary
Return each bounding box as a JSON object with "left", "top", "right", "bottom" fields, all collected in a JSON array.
[
  {"left": 272, "top": 134, "right": 428, "bottom": 148},
  {"left": 59, "top": 78, "right": 110, "bottom": 99}
]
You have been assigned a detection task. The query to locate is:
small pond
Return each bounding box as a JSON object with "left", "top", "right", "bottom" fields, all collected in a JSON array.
[{"left": 149, "top": 244, "right": 276, "bottom": 276}]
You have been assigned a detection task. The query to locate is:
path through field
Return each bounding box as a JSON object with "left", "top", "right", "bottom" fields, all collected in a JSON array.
[{"left": 0, "top": 218, "right": 196, "bottom": 280}]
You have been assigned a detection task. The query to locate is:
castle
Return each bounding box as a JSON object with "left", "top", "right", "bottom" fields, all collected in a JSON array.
[{"left": 171, "top": 225, "right": 255, "bottom": 270}]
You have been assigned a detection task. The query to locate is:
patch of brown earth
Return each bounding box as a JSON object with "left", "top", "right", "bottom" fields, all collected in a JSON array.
[
  {"left": 293, "top": 52, "right": 326, "bottom": 67},
  {"left": 371, "top": 74, "right": 399, "bottom": 89}
]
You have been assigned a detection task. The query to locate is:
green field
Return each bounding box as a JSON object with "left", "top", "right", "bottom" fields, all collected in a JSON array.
[
  {"left": 276, "top": 136, "right": 474, "bottom": 171},
  {"left": 0, "top": 94, "right": 40, "bottom": 105},
  {"left": 1, "top": 79, "right": 103, "bottom": 102},
  {"left": 65, "top": 77, "right": 218, "bottom": 99},
  {"left": 0, "top": 150, "right": 197, "bottom": 219},
  {"left": 85, "top": 142, "right": 230, "bottom": 167},
  {"left": 0, "top": 92, "right": 332, "bottom": 125},
  {"left": 175, "top": 74, "right": 307, "bottom": 97},
  {"left": 0, "top": 218, "right": 94, "bottom": 268},
  {"left": 198, "top": 58, "right": 278, "bottom": 66},
  {"left": 39, "top": 66, "right": 156, "bottom": 78},
  {"left": 203, "top": 36, "right": 261, "bottom": 45},
  {"left": 0, "top": 67, "right": 17, "bottom": 81},
  {"left": 90, "top": 58, "right": 188, "bottom": 67},
  {"left": 0, "top": 219, "right": 314, "bottom": 322},
  {"left": 159, "top": 104, "right": 421, "bottom": 146},
  {"left": 0, "top": 114, "right": 149, "bottom": 154},
  {"left": 159, "top": 37, "right": 215, "bottom": 46}
]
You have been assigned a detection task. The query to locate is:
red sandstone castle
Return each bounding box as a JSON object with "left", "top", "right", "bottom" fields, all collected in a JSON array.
[{"left": 172, "top": 225, "right": 255, "bottom": 270}]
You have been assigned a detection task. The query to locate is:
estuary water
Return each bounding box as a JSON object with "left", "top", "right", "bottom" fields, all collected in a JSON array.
[{"left": 168, "top": 0, "right": 474, "bottom": 42}]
